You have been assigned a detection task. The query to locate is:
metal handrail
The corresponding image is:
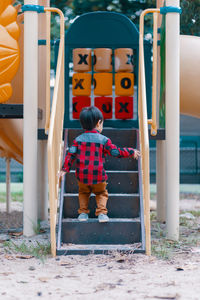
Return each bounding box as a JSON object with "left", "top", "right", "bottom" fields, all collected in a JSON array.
[
  {"left": 148, "top": 11, "right": 159, "bottom": 136},
  {"left": 45, "top": 8, "right": 65, "bottom": 257},
  {"left": 44, "top": 7, "right": 65, "bottom": 134},
  {"left": 138, "top": 8, "right": 160, "bottom": 256}
]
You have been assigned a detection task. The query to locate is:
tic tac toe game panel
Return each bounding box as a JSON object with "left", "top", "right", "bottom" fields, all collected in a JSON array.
[{"left": 54, "top": 12, "right": 152, "bottom": 128}]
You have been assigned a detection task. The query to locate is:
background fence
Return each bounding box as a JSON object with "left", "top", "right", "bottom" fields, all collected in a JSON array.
[{"left": 0, "top": 137, "right": 200, "bottom": 184}]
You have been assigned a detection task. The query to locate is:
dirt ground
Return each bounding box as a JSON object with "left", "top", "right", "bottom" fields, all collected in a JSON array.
[{"left": 0, "top": 196, "right": 200, "bottom": 300}]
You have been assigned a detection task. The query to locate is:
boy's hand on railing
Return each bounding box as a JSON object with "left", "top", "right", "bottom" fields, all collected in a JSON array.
[
  {"left": 133, "top": 150, "right": 141, "bottom": 160},
  {"left": 58, "top": 170, "right": 66, "bottom": 180}
]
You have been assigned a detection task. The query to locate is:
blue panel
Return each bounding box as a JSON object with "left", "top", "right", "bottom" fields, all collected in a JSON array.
[{"left": 66, "top": 12, "right": 139, "bottom": 47}]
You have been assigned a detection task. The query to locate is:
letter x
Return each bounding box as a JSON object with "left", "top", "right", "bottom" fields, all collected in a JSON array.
[
  {"left": 119, "top": 102, "right": 129, "bottom": 113},
  {"left": 78, "top": 54, "right": 88, "bottom": 65},
  {"left": 126, "top": 54, "right": 134, "bottom": 65},
  {"left": 74, "top": 79, "right": 84, "bottom": 89}
]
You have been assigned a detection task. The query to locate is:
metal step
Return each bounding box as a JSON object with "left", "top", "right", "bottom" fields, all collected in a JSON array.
[
  {"left": 57, "top": 243, "right": 144, "bottom": 255},
  {"left": 65, "top": 171, "right": 139, "bottom": 194},
  {"left": 68, "top": 128, "right": 137, "bottom": 148},
  {"left": 61, "top": 218, "right": 141, "bottom": 244},
  {"left": 63, "top": 193, "right": 140, "bottom": 218},
  {"left": 104, "top": 156, "right": 138, "bottom": 171}
]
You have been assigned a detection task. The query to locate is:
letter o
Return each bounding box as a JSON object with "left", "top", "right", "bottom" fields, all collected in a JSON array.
[{"left": 121, "top": 78, "right": 131, "bottom": 89}]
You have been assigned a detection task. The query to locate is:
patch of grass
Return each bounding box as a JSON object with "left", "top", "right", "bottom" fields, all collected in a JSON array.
[
  {"left": 151, "top": 210, "right": 200, "bottom": 260},
  {"left": 11, "top": 191, "right": 23, "bottom": 202},
  {"left": 3, "top": 240, "right": 51, "bottom": 260},
  {"left": 153, "top": 222, "right": 165, "bottom": 238},
  {"left": 188, "top": 210, "right": 200, "bottom": 217},
  {"left": 0, "top": 193, "right": 6, "bottom": 202},
  {"left": 179, "top": 216, "right": 190, "bottom": 226},
  {"left": 0, "top": 191, "right": 23, "bottom": 203},
  {"left": 150, "top": 211, "right": 156, "bottom": 221},
  {"left": 151, "top": 242, "right": 171, "bottom": 260},
  {"left": 150, "top": 193, "right": 156, "bottom": 200},
  {"left": 0, "top": 183, "right": 23, "bottom": 202},
  {"left": 151, "top": 237, "right": 185, "bottom": 260},
  {"left": 33, "top": 220, "right": 43, "bottom": 235}
]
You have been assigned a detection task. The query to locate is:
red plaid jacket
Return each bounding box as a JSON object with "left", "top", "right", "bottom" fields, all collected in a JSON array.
[{"left": 62, "top": 129, "right": 135, "bottom": 185}]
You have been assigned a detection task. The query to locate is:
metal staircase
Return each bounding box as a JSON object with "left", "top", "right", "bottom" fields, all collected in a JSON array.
[{"left": 57, "top": 128, "right": 145, "bottom": 255}]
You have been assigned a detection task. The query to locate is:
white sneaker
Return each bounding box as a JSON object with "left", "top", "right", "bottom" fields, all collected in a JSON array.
[
  {"left": 98, "top": 214, "right": 109, "bottom": 223},
  {"left": 78, "top": 213, "right": 88, "bottom": 221}
]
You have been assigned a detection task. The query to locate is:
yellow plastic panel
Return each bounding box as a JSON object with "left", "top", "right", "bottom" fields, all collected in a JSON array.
[
  {"left": 115, "top": 73, "right": 134, "bottom": 96},
  {"left": 73, "top": 48, "right": 92, "bottom": 72},
  {"left": 0, "top": 4, "right": 17, "bottom": 26},
  {"left": 93, "top": 48, "right": 112, "bottom": 72},
  {"left": 0, "top": 83, "right": 12, "bottom": 102},
  {"left": 5, "top": 21, "right": 20, "bottom": 40},
  {"left": 72, "top": 73, "right": 91, "bottom": 96},
  {"left": 0, "top": 1, "right": 12, "bottom": 16},
  {"left": 94, "top": 73, "right": 113, "bottom": 96},
  {"left": 115, "top": 48, "right": 134, "bottom": 72},
  {"left": 0, "top": 26, "right": 20, "bottom": 83},
  {"left": 0, "top": 1, "right": 20, "bottom": 103}
]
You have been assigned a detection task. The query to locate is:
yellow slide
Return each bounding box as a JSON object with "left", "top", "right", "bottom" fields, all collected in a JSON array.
[
  {"left": 180, "top": 35, "right": 200, "bottom": 119},
  {"left": 0, "top": 1, "right": 23, "bottom": 163}
]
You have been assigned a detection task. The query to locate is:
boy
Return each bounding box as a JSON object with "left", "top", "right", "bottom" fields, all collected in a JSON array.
[{"left": 59, "top": 106, "right": 140, "bottom": 223}]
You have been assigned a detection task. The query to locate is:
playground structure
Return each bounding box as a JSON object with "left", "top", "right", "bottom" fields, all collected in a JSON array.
[{"left": 0, "top": 0, "right": 200, "bottom": 256}]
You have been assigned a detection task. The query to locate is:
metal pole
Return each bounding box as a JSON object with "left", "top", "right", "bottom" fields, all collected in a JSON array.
[
  {"left": 23, "top": 0, "right": 39, "bottom": 236},
  {"left": 156, "top": 0, "right": 166, "bottom": 223},
  {"left": 6, "top": 158, "right": 11, "bottom": 214},
  {"left": 165, "top": 0, "right": 180, "bottom": 239},
  {"left": 37, "top": 0, "right": 50, "bottom": 222},
  {"left": 37, "top": 140, "right": 48, "bottom": 221},
  {"left": 156, "top": 140, "right": 166, "bottom": 222}
]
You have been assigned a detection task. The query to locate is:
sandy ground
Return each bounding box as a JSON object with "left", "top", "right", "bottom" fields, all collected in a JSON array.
[
  {"left": 0, "top": 251, "right": 200, "bottom": 300},
  {"left": 0, "top": 197, "right": 200, "bottom": 300}
]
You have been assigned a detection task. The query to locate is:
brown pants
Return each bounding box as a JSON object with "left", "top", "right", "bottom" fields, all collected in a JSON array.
[{"left": 78, "top": 181, "right": 108, "bottom": 216}]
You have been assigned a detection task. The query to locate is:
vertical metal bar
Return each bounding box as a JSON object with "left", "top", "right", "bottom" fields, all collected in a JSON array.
[
  {"left": 6, "top": 158, "right": 11, "bottom": 214},
  {"left": 45, "top": 10, "right": 51, "bottom": 133},
  {"left": 136, "top": 131, "right": 146, "bottom": 251},
  {"left": 165, "top": 0, "right": 180, "bottom": 240},
  {"left": 23, "top": 0, "right": 38, "bottom": 236},
  {"left": 151, "top": 12, "right": 158, "bottom": 136}
]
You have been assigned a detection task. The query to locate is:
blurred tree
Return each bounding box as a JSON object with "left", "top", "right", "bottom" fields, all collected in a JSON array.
[
  {"left": 180, "top": 0, "right": 200, "bottom": 36},
  {"left": 51, "top": 0, "right": 156, "bottom": 29},
  {"left": 15, "top": 0, "right": 200, "bottom": 37}
]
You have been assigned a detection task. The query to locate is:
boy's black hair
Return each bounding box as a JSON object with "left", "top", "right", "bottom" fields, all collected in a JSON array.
[{"left": 80, "top": 106, "right": 103, "bottom": 130}]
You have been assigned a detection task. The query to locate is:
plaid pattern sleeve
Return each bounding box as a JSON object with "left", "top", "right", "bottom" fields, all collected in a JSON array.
[
  {"left": 104, "top": 138, "right": 135, "bottom": 158},
  {"left": 62, "top": 140, "right": 78, "bottom": 172}
]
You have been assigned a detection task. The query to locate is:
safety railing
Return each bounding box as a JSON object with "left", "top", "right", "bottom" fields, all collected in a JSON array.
[
  {"left": 45, "top": 8, "right": 65, "bottom": 257},
  {"left": 139, "top": 8, "right": 160, "bottom": 256}
]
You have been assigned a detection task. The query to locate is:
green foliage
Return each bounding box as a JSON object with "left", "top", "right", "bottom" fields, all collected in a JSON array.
[
  {"left": 180, "top": 0, "right": 200, "bottom": 36},
  {"left": 3, "top": 240, "right": 51, "bottom": 260},
  {"left": 151, "top": 210, "right": 200, "bottom": 260},
  {"left": 16, "top": 0, "right": 200, "bottom": 37},
  {"left": 51, "top": 0, "right": 156, "bottom": 31},
  {"left": 188, "top": 210, "right": 200, "bottom": 217},
  {"left": 0, "top": 191, "right": 23, "bottom": 203},
  {"left": 33, "top": 220, "right": 42, "bottom": 235}
]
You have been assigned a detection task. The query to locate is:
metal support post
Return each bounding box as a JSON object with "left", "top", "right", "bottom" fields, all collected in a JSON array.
[{"left": 23, "top": 0, "right": 39, "bottom": 236}]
